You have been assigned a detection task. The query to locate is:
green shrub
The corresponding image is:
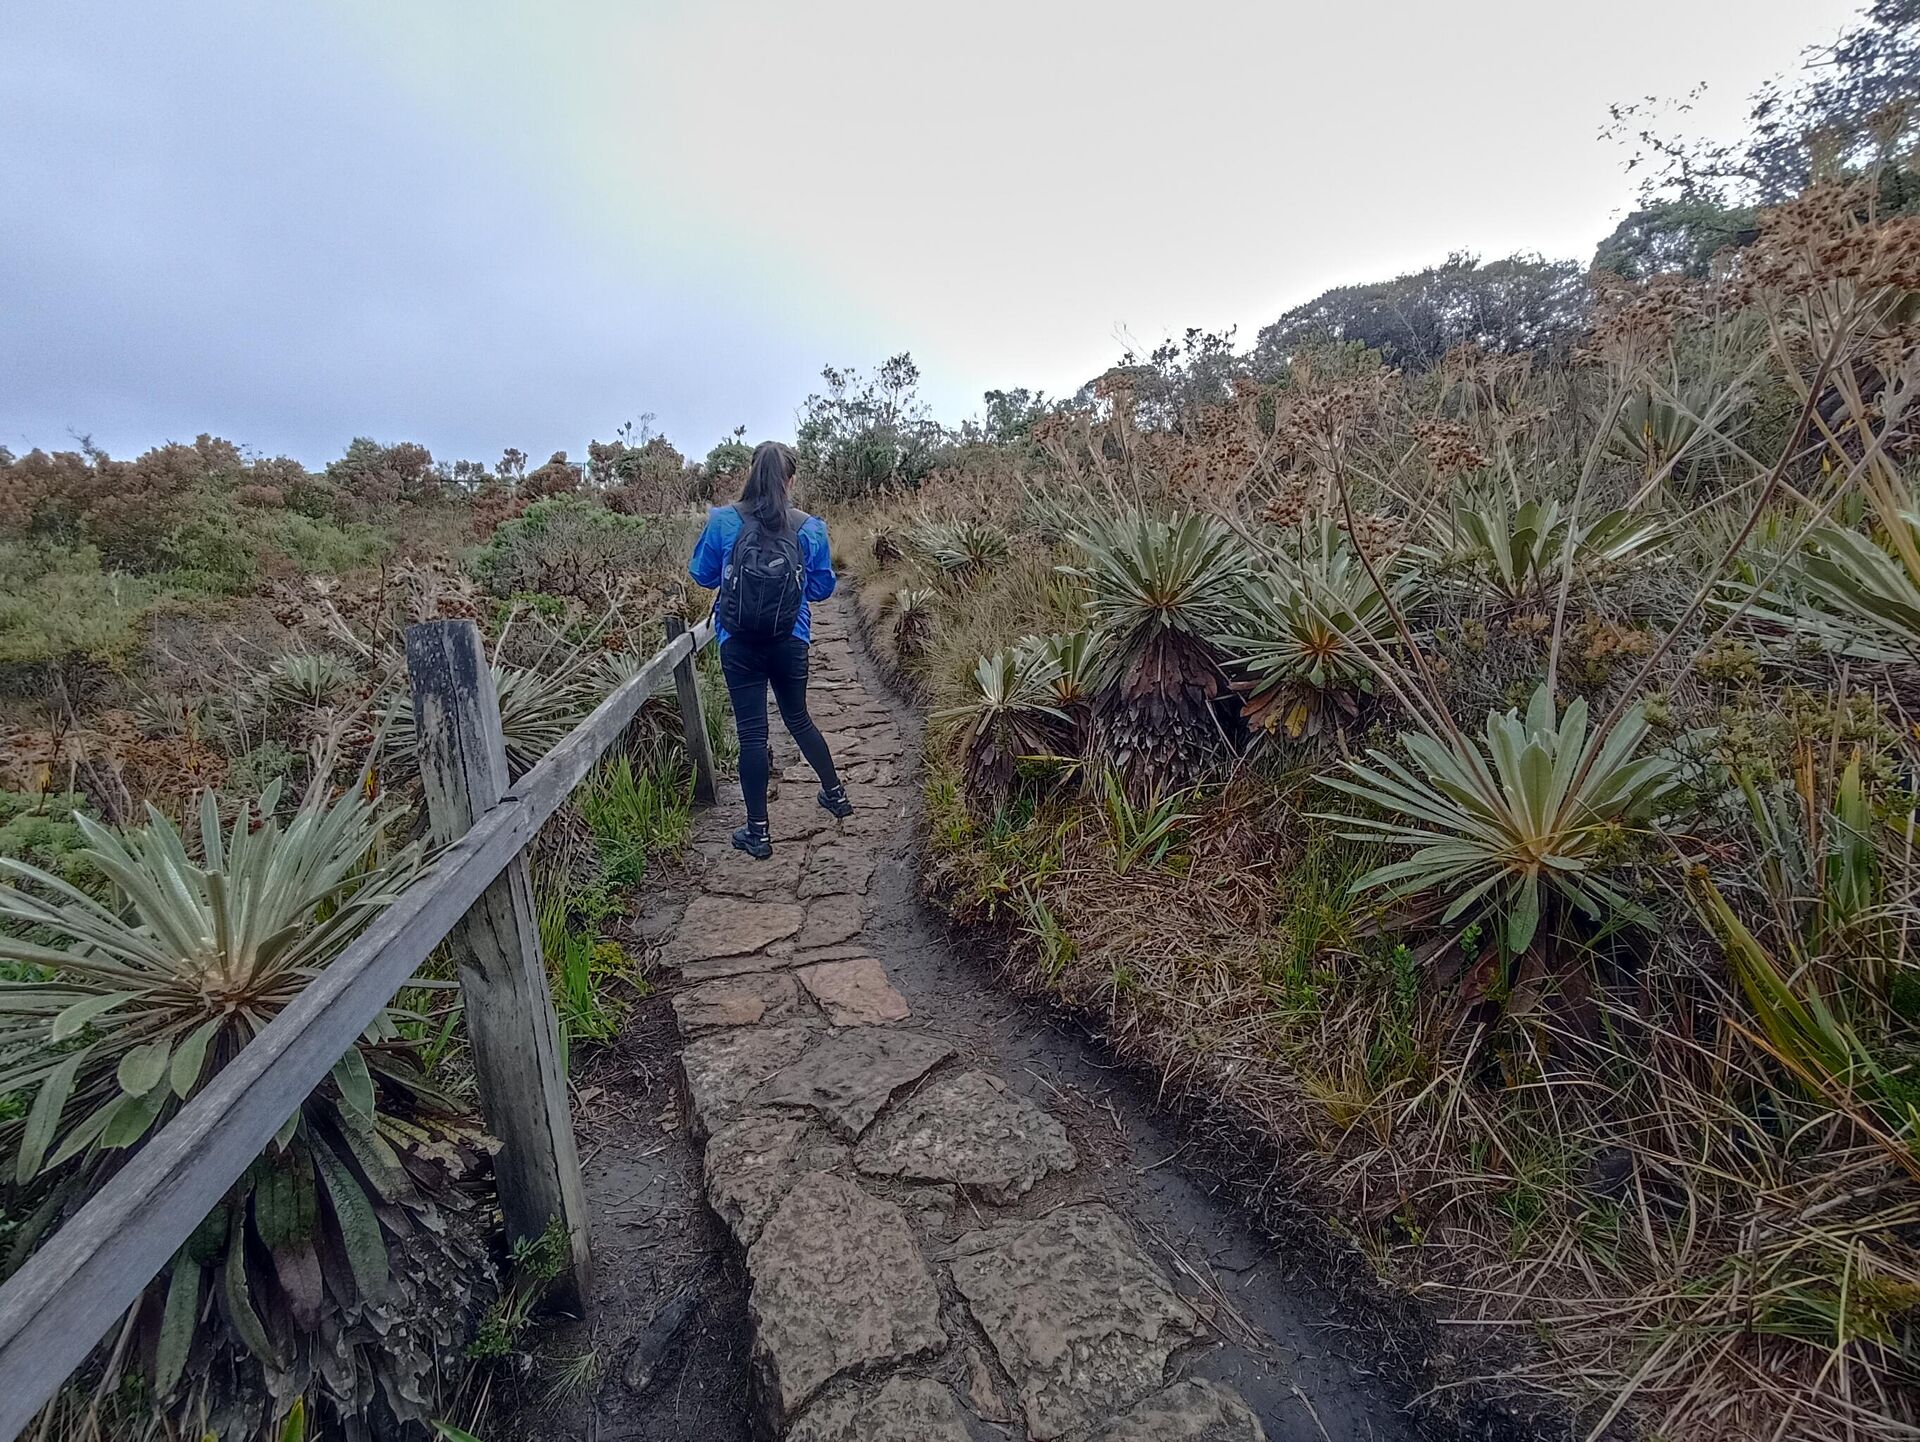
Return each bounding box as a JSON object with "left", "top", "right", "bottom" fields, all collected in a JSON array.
[
  {"left": 259, "top": 511, "right": 391, "bottom": 574},
  {"left": 471, "top": 495, "right": 672, "bottom": 601},
  {"left": 0, "top": 541, "right": 154, "bottom": 674},
  {"left": 0, "top": 785, "right": 491, "bottom": 1433},
  {"left": 578, "top": 753, "right": 693, "bottom": 887},
  {"left": 704, "top": 438, "right": 752, "bottom": 476},
  {"left": 0, "top": 791, "right": 94, "bottom": 894},
  {"left": 157, "top": 495, "right": 259, "bottom": 594},
  {"left": 797, "top": 355, "right": 945, "bottom": 499}
]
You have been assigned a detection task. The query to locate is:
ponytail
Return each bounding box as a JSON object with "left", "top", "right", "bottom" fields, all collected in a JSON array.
[{"left": 740, "top": 441, "right": 798, "bottom": 531}]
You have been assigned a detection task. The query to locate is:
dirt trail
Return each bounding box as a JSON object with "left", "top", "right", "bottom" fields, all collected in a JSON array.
[{"left": 514, "top": 596, "right": 1432, "bottom": 1442}]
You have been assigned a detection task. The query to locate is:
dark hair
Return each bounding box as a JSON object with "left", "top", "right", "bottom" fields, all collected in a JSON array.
[{"left": 739, "top": 441, "right": 798, "bottom": 530}]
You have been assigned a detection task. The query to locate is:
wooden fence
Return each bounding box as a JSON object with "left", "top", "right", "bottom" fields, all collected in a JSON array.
[{"left": 0, "top": 614, "right": 718, "bottom": 1440}]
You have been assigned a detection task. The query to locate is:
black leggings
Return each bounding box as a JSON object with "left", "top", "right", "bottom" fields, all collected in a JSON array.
[{"left": 719, "top": 636, "right": 842, "bottom": 824}]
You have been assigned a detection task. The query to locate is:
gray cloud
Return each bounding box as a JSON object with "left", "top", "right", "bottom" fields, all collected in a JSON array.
[
  {"left": 1, "top": 0, "right": 1861, "bottom": 467},
  {"left": 1, "top": 1, "right": 852, "bottom": 465}
]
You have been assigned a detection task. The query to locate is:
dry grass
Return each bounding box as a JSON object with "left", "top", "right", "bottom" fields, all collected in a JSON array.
[
  {"left": 839, "top": 184, "right": 1920, "bottom": 1441},
  {"left": 915, "top": 768, "right": 1920, "bottom": 1440}
]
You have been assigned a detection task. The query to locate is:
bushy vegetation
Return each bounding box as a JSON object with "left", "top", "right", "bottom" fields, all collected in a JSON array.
[
  {"left": 4, "top": 6, "right": 1910, "bottom": 1436},
  {"left": 471, "top": 494, "right": 686, "bottom": 604},
  {"left": 0, "top": 419, "right": 713, "bottom": 1437},
  {"left": 0, "top": 543, "right": 157, "bottom": 680},
  {"left": 797, "top": 353, "right": 945, "bottom": 499},
  {"left": 0, "top": 783, "right": 502, "bottom": 1439},
  {"left": 845, "top": 157, "right": 1920, "bottom": 1441}
]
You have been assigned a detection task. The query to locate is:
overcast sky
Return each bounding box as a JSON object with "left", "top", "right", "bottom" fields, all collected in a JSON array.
[{"left": 2, "top": 0, "right": 1864, "bottom": 468}]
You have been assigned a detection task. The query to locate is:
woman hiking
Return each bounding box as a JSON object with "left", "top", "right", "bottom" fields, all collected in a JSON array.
[{"left": 688, "top": 441, "right": 852, "bottom": 860}]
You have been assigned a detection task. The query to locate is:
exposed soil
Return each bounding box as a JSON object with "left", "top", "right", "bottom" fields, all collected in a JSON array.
[{"left": 492, "top": 975, "right": 753, "bottom": 1442}]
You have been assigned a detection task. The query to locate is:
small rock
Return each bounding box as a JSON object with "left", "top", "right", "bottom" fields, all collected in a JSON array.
[
  {"left": 797, "top": 957, "right": 910, "bottom": 1026},
  {"left": 748, "top": 1174, "right": 946, "bottom": 1424},
  {"left": 788, "top": 1376, "right": 975, "bottom": 1442},
  {"left": 680, "top": 1021, "right": 821, "bottom": 1138},
  {"left": 622, "top": 1282, "right": 705, "bottom": 1396},
  {"left": 855, "top": 1070, "right": 1076, "bottom": 1204},
  {"left": 1090, "top": 1380, "right": 1267, "bottom": 1441},
  {"left": 966, "top": 1346, "right": 1016, "bottom": 1424},
  {"left": 703, "top": 1112, "right": 849, "bottom": 1246},
  {"left": 798, "top": 893, "right": 866, "bottom": 949},
  {"left": 752, "top": 1028, "right": 954, "bottom": 1139},
  {"left": 899, "top": 1182, "right": 958, "bottom": 1219},
  {"left": 664, "top": 895, "right": 804, "bottom": 966},
  {"left": 799, "top": 842, "right": 878, "bottom": 898},
  {"left": 670, "top": 971, "right": 800, "bottom": 1035},
  {"left": 949, "top": 1204, "right": 1201, "bottom": 1439}
]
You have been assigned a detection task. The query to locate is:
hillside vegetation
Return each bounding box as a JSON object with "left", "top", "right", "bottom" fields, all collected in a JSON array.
[
  {"left": 840, "top": 172, "right": 1920, "bottom": 1442},
  {"left": 0, "top": 3, "right": 1915, "bottom": 1438},
  {"left": 0, "top": 427, "right": 743, "bottom": 1439}
]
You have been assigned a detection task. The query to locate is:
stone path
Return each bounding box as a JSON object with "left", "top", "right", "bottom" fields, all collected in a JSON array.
[{"left": 653, "top": 606, "right": 1268, "bottom": 1442}]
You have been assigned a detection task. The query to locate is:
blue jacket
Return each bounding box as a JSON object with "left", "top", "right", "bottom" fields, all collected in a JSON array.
[{"left": 689, "top": 505, "right": 837, "bottom": 646}]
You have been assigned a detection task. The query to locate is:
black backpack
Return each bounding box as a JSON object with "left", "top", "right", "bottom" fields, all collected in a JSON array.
[{"left": 717, "top": 505, "right": 807, "bottom": 640}]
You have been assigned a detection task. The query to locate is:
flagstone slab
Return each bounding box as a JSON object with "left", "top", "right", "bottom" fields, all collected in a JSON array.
[
  {"left": 1089, "top": 1380, "right": 1267, "bottom": 1441},
  {"left": 680, "top": 1020, "right": 823, "bottom": 1138},
  {"left": 765, "top": 798, "right": 840, "bottom": 841},
  {"left": 697, "top": 842, "right": 803, "bottom": 898},
  {"left": 703, "top": 1111, "right": 849, "bottom": 1246},
  {"left": 789, "top": 942, "right": 872, "bottom": 966},
  {"left": 678, "top": 949, "right": 802, "bottom": 983},
  {"left": 841, "top": 761, "right": 899, "bottom": 789},
  {"left": 799, "top": 842, "right": 878, "bottom": 898},
  {"left": 949, "top": 1204, "right": 1201, "bottom": 1439},
  {"left": 842, "top": 807, "right": 903, "bottom": 837},
  {"left": 665, "top": 894, "right": 804, "bottom": 966},
  {"left": 797, "top": 893, "right": 866, "bottom": 949},
  {"left": 842, "top": 731, "right": 905, "bottom": 761},
  {"left": 797, "top": 957, "right": 910, "bottom": 1026},
  {"left": 671, "top": 971, "right": 801, "bottom": 1036},
  {"left": 854, "top": 1069, "right": 1076, "bottom": 1204},
  {"left": 748, "top": 1174, "right": 946, "bottom": 1425},
  {"left": 751, "top": 1027, "right": 953, "bottom": 1139},
  {"left": 787, "top": 1376, "right": 975, "bottom": 1442}
]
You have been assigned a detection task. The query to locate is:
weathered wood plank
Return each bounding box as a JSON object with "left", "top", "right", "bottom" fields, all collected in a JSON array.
[
  {"left": 665, "top": 615, "right": 718, "bottom": 805},
  {"left": 0, "top": 617, "right": 715, "bottom": 1440},
  {"left": 407, "top": 620, "right": 593, "bottom": 1309}
]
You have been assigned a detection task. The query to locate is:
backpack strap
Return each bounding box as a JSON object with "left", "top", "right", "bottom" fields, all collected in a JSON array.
[{"left": 722, "top": 506, "right": 757, "bottom": 586}]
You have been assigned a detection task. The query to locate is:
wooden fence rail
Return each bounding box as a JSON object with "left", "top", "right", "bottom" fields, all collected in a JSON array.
[{"left": 0, "top": 614, "right": 717, "bottom": 1441}]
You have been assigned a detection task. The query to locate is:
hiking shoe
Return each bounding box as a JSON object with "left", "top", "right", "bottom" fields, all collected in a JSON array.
[
  {"left": 818, "top": 785, "right": 855, "bottom": 819},
  {"left": 731, "top": 823, "right": 773, "bottom": 860}
]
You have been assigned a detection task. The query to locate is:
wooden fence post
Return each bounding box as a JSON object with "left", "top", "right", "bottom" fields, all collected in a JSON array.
[
  {"left": 665, "top": 616, "right": 718, "bottom": 806},
  {"left": 405, "top": 620, "right": 592, "bottom": 1311}
]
